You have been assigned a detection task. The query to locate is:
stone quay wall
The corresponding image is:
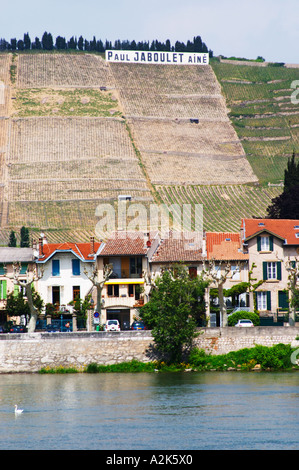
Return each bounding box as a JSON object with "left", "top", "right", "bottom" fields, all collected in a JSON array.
[{"left": 0, "top": 327, "right": 298, "bottom": 373}]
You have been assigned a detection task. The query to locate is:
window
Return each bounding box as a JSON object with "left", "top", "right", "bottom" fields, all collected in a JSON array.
[
  {"left": 256, "top": 291, "right": 271, "bottom": 311},
  {"left": 257, "top": 235, "right": 273, "bottom": 252},
  {"left": 263, "top": 261, "right": 281, "bottom": 281},
  {"left": 231, "top": 265, "right": 240, "bottom": 280},
  {"left": 73, "top": 286, "right": 80, "bottom": 301},
  {"left": 130, "top": 256, "right": 142, "bottom": 277},
  {"left": 189, "top": 267, "right": 197, "bottom": 279},
  {"left": 107, "top": 284, "right": 119, "bottom": 297},
  {"left": 52, "top": 286, "right": 60, "bottom": 306},
  {"left": 267, "top": 262, "right": 276, "bottom": 280},
  {"left": 72, "top": 259, "right": 80, "bottom": 276},
  {"left": 52, "top": 259, "right": 60, "bottom": 276},
  {"left": 128, "top": 284, "right": 140, "bottom": 300}
]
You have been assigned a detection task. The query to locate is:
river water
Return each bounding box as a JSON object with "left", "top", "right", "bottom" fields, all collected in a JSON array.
[{"left": 0, "top": 371, "right": 298, "bottom": 450}]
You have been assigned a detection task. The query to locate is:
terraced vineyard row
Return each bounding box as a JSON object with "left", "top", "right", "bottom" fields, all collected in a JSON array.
[
  {"left": 211, "top": 61, "right": 299, "bottom": 184},
  {"left": 111, "top": 63, "right": 228, "bottom": 120},
  {"left": 16, "top": 54, "right": 113, "bottom": 88},
  {"left": 156, "top": 184, "right": 282, "bottom": 232}
]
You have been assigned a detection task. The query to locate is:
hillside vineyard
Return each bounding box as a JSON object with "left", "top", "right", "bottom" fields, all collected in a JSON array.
[{"left": 0, "top": 53, "right": 298, "bottom": 243}]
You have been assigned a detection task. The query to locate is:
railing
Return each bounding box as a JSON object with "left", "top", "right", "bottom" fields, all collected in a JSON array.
[{"left": 108, "top": 269, "right": 142, "bottom": 279}]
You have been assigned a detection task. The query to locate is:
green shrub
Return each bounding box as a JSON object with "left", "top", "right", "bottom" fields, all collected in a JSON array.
[
  {"left": 188, "top": 344, "right": 297, "bottom": 371},
  {"left": 228, "top": 311, "right": 260, "bottom": 326}
]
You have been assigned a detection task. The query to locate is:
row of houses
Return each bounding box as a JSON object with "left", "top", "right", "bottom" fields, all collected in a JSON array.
[{"left": 0, "top": 218, "right": 299, "bottom": 329}]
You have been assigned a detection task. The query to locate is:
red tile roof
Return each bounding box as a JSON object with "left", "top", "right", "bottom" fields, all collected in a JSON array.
[
  {"left": 38, "top": 241, "right": 101, "bottom": 262},
  {"left": 151, "top": 232, "right": 204, "bottom": 263},
  {"left": 99, "top": 232, "right": 154, "bottom": 256},
  {"left": 206, "top": 232, "right": 248, "bottom": 261},
  {"left": 242, "top": 218, "right": 299, "bottom": 245}
]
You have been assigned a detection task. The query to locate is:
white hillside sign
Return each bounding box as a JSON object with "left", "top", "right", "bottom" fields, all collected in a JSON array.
[{"left": 105, "top": 50, "right": 209, "bottom": 65}]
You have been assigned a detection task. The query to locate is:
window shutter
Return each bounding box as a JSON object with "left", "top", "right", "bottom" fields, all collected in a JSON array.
[
  {"left": 277, "top": 262, "right": 281, "bottom": 280},
  {"left": 269, "top": 236, "right": 273, "bottom": 251},
  {"left": 263, "top": 262, "right": 268, "bottom": 280},
  {"left": 20, "top": 263, "right": 28, "bottom": 274},
  {"left": 0, "top": 280, "right": 7, "bottom": 300},
  {"left": 266, "top": 291, "right": 271, "bottom": 311},
  {"left": 52, "top": 259, "right": 60, "bottom": 276},
  {"left": 72, "top": 259, "right": 80, "bottom": 275},
  {"left": 257, "top": 236, "right": 261, "bottom": 251},
  {"left": 13, "top": 285, "right": 19, "bottom": 297}
]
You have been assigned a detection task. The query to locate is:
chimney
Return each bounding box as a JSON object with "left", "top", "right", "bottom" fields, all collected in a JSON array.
[
  {"left": 90, "top": 236, "right": 95, "bottom": 255},
  {"left": 39, "top": 238, "right": 43, "bottom": 257}
]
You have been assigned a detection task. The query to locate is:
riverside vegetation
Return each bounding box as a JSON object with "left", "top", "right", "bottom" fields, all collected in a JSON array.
[{"left": 39, "top": 343, "right": 299, "bottom": 374}]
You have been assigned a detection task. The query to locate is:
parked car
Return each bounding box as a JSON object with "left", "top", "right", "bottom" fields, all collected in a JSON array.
[
  {"left": 104, "top": 319, "right": 120, "bottom": 332},
  {"left": 131, "top": 321, "right": 146, "bottom": 330},
  {"left": 45, "top": 324, "right": 60, "bottom": 332},
  {"left": 235, "top": 319, "right": 254, "bottom": 327},
  {"left": 9, "top": 325, "right": 27, "bottom": 333},
  {"left": 0, "top": 325, "right": 7, "bottom": 333}
]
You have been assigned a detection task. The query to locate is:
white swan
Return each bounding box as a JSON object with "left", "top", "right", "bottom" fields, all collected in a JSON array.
[{"left": 14, "top": 404, "right": 23, "bottom": 414}]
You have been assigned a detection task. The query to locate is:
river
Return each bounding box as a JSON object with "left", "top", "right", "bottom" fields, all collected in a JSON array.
[{"left": 0, "top": 371, "right": 298, "bottom": 450}]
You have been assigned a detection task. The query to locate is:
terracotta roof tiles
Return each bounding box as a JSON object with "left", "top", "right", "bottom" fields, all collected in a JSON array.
[
  {"left": 242, "top": 218, "right": 299, "bottom": 245},
  {"left": 206, "top": 232, "right": 248, "bottom": 261},
  {"left": 38, "top": 241, "right": 101, "bottom": 262}
]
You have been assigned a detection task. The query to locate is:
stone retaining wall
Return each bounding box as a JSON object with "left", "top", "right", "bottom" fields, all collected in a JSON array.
[{"left": 0, "top": 327, "right": 298, "bottom": 373}]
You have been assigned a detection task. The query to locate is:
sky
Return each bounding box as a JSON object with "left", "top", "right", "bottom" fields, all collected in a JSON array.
[{"left": 0, "top": 0, "right": 298, "bottom": 63}]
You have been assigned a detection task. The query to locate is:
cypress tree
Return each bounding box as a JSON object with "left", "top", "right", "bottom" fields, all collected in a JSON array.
[
  {"left": 20, "top": 226, "right": 30, "bottom": 248},
  {"left": 267, "top": 151, "right": 299, "bottom": 218},
  {"left": 8, "top": 230, "right": 17, "bottom": 247}
]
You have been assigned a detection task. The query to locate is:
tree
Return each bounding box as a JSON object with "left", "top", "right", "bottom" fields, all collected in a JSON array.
[
  {"left": 267, "top": 151, "right": 299, "bottom": 218},
  {"left": 140, "top": 266, "right": 208, "bottom": 363},
  {"left": 10, "top": 38, "right": 17, "bottom": 50},
  {"left": 68, "top": 36, "right": 77, "bottom": 50},
  {"left": 5, "top": 263, "right": 44, "bottom": 332},
  {"left": 285, "top": 257, "right": 299, "bottom": 325},
  {"left": 42, "top": 32, "right": 53, "bottom": 51},
  {"left": 78, "top": 36, "right": 84, "bottom": 51},
  {"left": 20, "top": 226, "right": 29, "bottom": 247},
  {"left": 202, "top": 260, "right": 234, "bottom": 327},
  {"left": 17, "top": 40, "right": 24, "bottom": 51},
  {"left": 23, "top": 33, "right": 31, "bottom": 50},
  {"left": 32, "top": 37, "right": 42, "bottom": 50},
  {"left": 83, "top": 262, "right": 113, "bottom": 323},
  {"left": 224, "top": 281, "right": 249, "bottom": 307},
  {"left": 8, "top": 230, "right": 17, "bottom": 247},
  {"left": 56, "top": 36, "right": 66, "bottom": 50}
]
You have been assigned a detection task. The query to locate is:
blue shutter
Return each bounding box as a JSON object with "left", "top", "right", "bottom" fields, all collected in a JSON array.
[
  {"left": 72, "top": 259, "right": 80, "bottom": 276},
  {"left": 52, "top": 259, "right": 60, "bottom": 276},
  {"left": 20, "top": 263, "right": 28, "bottom": 274}
]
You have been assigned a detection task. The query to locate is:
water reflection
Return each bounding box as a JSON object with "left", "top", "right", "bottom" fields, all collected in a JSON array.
[{"left": 0, "top": 371, "right": 298, "bottom": 450}]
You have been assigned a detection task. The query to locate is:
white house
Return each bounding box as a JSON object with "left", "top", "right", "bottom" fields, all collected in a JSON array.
[{"left": 36, "top": 236, "right": 102, "bottom": 311}]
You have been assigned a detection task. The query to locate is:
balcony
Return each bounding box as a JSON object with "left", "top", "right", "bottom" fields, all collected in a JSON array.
[
  {"left": 108, "top": 269, "right": 142, "bottom": 280},
  {"left": 103, "top": 296, "right": 143, "bottom": 309}
]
